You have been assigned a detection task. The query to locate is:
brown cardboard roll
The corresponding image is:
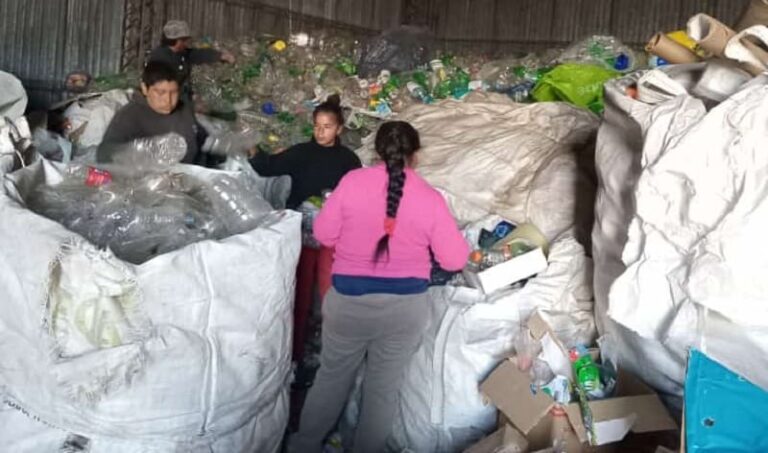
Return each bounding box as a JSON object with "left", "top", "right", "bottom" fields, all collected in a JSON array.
[
  {"left": 688, "top": 13, "right": 736, "bottom": 57},
  {"left": 724, "top": 27, "right": 768, "bottom": 75},
  {"left": 645, "top": 33, "right": 701, "bottom": 64},
  {"left": 736, "top": 0, "right": 768, "bottom": 31}
]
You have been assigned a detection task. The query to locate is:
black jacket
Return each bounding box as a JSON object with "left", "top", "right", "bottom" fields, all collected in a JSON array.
[{"left": 250, "top": 140, "right": 362, "bottom": 209}]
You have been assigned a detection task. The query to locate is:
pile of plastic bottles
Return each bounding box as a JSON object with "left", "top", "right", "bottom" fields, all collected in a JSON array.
[
  {"left": 86, "top": 31, "right": 647, "bottom": 155},
  {"left": 25, "top": 135, "right": 273, "bottom": 264},
  {"left": 465, "top": 220, "right": 538, "bottom": 273}
]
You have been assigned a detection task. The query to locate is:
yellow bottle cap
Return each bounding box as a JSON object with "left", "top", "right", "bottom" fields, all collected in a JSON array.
[{"left": 271, "top": 40, "right": 287, "bottom": 52}]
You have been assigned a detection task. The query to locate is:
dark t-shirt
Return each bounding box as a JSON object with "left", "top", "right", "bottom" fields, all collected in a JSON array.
[
  {"left": 249, "top": 140, "right": 362, "bottom": 209},
  {"left": 97, "top": 92, "right": 201, "bottom": 164}
]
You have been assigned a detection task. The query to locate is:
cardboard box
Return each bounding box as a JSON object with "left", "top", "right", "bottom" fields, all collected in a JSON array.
[
  {"left": 463, "top": 424, "right": 528, "bottom": 453},
  {"left": 480, "top": 313, "right": 678, "bottom": 449},
  {"left": 463, "top": 247, "right": 548, "bottom": 294}
]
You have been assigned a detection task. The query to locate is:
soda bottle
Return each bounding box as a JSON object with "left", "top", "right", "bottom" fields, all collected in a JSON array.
[
  {"left": 569, "top": 346, "right": 602, "bottom": 394},
  {"left": 65, "top": 165, "right": 113, "bottom": 187},
  {"left": 407, "top": 82, "right": 433, "bottom": 104}
]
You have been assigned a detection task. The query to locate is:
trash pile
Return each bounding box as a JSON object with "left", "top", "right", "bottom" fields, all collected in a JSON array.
[
  {"left": 24, "top": 133, "right": 273, "bottom": 264},
  {"left": 79, "top": 31, "right": 648, "bottom": 160},
  {"left": 475, "top": 312, "right": 676, "bottom": 452}
]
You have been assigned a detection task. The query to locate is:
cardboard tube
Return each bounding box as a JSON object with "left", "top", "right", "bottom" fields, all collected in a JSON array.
[
  {"left": 687, "top": 14, "right": 736, "bottom": 57},
  {"left": 725, "top": 26, "right": 768, "bottom": 75},
  {"left": 646, "top": 33, "right": 701, "bottom": 64},
  {"left": 736, "top": 0, "right": 768, "bottom": 31}
]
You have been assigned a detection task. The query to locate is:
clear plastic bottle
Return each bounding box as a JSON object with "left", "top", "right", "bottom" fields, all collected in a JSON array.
[
  {"left": 549, "top": 406, "right": 581, "bottom": 452},
  {"left": 209, "top": 175, "right": 270, "bottom": 233},
  {"left": 407, "top": 81, "right": 433, "bottom": 104},
  {"left": 64, "top": 165, "right": 113, "bottom": 187}
]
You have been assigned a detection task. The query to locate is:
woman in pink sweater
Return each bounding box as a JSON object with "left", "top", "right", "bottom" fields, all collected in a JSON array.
[{"left": 289, "top": 121, "right": 469, "bottom": 452}]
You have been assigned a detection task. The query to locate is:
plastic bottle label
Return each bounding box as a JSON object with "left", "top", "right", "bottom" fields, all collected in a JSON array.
[{"left": 85, "top": 167, "right": 112, "bottom": 187}]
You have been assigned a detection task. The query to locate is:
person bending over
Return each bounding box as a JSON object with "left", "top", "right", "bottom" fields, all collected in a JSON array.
[{"left": 98, "top": 61, "right": 205, "bottom": 165}]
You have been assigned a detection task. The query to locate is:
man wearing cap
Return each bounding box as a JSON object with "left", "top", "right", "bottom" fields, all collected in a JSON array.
[{"left": 148, "top": 20, "right": 236, "bottom": 102}]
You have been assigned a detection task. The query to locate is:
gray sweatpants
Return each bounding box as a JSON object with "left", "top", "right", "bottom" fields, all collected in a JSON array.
[{"left": 289, "top": 288, "right": 429, "bottom": 453}]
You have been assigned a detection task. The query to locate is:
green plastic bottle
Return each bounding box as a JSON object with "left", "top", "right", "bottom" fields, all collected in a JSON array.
[{"left": 569, "top": 347, "right": 601, "bottom": 393}]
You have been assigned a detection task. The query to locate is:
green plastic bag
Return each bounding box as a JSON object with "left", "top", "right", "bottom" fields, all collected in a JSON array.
[{"left": 532, "top": 63, "right": 619, "bottom": 114}]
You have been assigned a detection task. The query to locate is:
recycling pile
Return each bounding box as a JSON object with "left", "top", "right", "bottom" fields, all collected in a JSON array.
[
  {"left": 23, "top": 134, "right": 274, "bottom": 264},
  {"left": 86, "top": 32, "right": 649, "bottom": 157}
]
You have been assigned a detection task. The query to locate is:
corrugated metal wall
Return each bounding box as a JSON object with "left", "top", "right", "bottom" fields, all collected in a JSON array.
[
  {"left": 160, "top": 0, "right": 400, "bottom": 38},
  {"left": 432, "top": 0, "right": 751, "bottom": 54},
  {"left": 0, "top": 0, "right": 124, "bottom": 109},
  {"left": 1, "top": 0, "right": 756, "bottom": 109},
  {"left": 137, "top": 0, "right": 400, "bottom": 64}
]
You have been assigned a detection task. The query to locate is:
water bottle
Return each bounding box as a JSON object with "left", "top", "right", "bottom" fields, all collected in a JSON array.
[
  {"left": 210, "top": 175, "right": 263, "bottom": 230},
  {"left": 407, "top": 82, "right": 433, "bottom": 104}
]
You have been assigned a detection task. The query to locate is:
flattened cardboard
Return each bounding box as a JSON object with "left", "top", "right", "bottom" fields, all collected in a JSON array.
[
  {"left": 463, "top": 424, "right": 528, "bottom": 453},
  {"left": 463, "top": 247, "right": 548, "bottom": 294},
  {"left": 480, "top": 359, "right": 553, "bottom": 435}
]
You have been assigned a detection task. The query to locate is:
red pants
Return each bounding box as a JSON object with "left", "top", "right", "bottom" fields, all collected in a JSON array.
[{"left": 293, "top": 246, "right": 333, "bottom": 362}]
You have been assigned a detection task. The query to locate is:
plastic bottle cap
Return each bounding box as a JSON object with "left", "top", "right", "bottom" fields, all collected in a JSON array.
[
  {"left": 430, "top": 59, "right": 444, "bottom": 70},
  {"left": 469, "top": 250, "right": 483, "bottom": 264},
  {"left": 290, "top": 33, "right": 310, "bottom": 47},
  {"left": 271, "top": 40, "right": 287, "bottom": 52}
]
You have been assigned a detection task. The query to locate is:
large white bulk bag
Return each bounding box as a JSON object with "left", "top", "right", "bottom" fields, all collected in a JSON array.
[
  {"left": 0, "top": 159, "right": 301, "bottom": 452},
  {"left": 355, "top": 92, "right": 599, "bottom": 243},
  {"left": 385, "top": 233, "right": 594, "bottom": 452},
  {"left": 594, "top": 68, "right": 768, "bottom": 393}
]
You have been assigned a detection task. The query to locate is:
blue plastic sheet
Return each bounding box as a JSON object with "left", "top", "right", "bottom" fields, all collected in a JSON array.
[{"left": 685, "top": 349, "right": 768, "bottom": 452}]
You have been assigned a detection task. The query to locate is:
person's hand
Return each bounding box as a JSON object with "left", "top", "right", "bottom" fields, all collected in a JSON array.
[
  {"left": 274, "top": 147, "right": 287, "bottom": 154},
  {"left": 248, "top": 146, "right": 259, "bottom": 158},
  {"left": 220, "top": 50, "right": 236, "bottom": 64}
]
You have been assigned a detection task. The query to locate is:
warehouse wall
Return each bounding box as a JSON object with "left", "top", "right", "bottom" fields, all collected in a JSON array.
[
  {"left": 0, "top": 0, "right": 756, "bottom": 109},
  {"left": 431, "top": 0, "right": 751, "bottom": 54},
  {"left": 0, "top": 0, "right": 124, "bottom": 109}
]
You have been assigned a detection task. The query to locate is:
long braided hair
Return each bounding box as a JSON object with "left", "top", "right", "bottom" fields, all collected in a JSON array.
[{"left": 374, "top": 121, "right": 421, "bottom": 261}]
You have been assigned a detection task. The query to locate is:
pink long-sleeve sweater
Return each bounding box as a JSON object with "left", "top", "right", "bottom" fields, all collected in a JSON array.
[{"left": 313, "top": 164, "right": 469, "bottom": 279}]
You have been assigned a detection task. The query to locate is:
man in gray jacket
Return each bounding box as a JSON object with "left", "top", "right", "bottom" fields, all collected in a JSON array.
[
  {"left": 147, "top": 20, "right": 235, "bottom": 102},
  {"left": 98, "top": 62, "right": 203, "bottom": 164}
]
